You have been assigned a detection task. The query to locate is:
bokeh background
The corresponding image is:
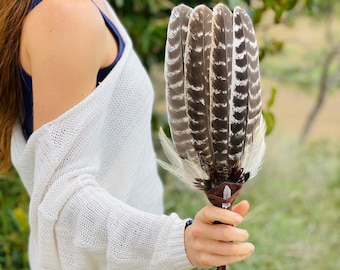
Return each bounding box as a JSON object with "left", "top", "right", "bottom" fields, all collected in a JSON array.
[{"left": 1, "top": 0, "right": 339, "bottom": 269}]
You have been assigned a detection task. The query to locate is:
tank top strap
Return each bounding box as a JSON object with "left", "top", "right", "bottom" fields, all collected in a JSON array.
[{"left": 29, "top": 0, "right": 43, "bottom": 10}]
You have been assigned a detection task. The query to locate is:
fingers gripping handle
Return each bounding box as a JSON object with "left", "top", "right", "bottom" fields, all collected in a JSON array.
[{"left": 206, "top": 182, "right": 243, "bottom": 270}]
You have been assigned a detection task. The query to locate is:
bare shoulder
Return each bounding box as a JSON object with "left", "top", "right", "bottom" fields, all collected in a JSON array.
[
  {"left": 21, "top": 0, "right": 107, "bottom": 71},
  {"left": 20, "top": 0, "right": 112, "bottom": 131}
]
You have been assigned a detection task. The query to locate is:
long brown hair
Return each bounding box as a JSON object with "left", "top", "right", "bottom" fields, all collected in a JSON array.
[{"left": 0, "top": 1, "right": 31, "bottom": 174}]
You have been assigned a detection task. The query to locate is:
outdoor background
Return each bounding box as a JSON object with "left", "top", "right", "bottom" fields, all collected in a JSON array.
[{"left": 1, "top": 0, "right": 339, "bottom": 269}]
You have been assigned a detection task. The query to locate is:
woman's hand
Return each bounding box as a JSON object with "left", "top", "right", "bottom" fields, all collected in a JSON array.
[{"left": 184, "top": 200, "right": 254, "bottom": 268}]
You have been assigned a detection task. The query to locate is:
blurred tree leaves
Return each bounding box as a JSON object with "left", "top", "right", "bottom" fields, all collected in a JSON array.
[
  {"left": 0, "top": 169, "right": 29, "bottom": 269},
  {"left": 263, "top": 87, "right": 277, "bottom": 135},
  {"left": 108, "top": 0, "right": 313, "bottom": 68},
  {"left": 108, "top": 0, "right": 317, "bottom": 136}
]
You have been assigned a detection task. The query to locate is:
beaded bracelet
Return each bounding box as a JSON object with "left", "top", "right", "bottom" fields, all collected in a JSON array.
[{"left": 185, "top": 219, "right": 193, "bottom": 229}]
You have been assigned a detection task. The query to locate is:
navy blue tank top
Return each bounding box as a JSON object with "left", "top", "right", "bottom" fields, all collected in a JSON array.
[{"left": 20, "top": 0, "right": 125, "bottom": 138}]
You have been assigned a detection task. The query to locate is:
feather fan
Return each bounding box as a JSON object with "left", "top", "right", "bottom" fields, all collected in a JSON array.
[{"left": 159, "top": 5, "right": 265, "bottom": 267}]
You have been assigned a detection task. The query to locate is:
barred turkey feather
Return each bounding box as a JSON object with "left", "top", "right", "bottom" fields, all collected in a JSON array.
[
  {"left": 159, "top": 2, "right": 265, "bottom": 216},
  {"left": 164, "top": 4, "right": 197, "bottom": 162},
  {"left": 185, "top": 5, "right": 214, "bottom": 170},
  {"left": 237, "top": 9, "right": 266, "bottom": 177},
  {"left": 210, "top": 4, "right": 233, "bottom": 173}
]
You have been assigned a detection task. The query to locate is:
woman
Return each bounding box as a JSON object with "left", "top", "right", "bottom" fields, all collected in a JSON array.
[{"left": 0, "top": 0, "right": 254, "bottom": 269}]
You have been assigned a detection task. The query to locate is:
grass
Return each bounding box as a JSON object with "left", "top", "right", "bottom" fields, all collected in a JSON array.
[
  {"left": 233, "top": 137, "right": 340, "bottom": 270},
  {"left": 162, "top": 135, "right": 340, "bottom": 270}
]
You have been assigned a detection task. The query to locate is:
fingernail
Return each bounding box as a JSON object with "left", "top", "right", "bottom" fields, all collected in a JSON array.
[
  {"left": 234, "top": 215, "right": 243, "bottom": 223},
  {"left": 249, "top": 243, "right": 255, "bottom": 252}
]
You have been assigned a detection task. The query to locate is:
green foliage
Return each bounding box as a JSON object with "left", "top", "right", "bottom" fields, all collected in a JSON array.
[
  {"left": 255, "top": 0, "right": 299, "bottom": 23},
  {"left": 0, "top": 170, "right": 29, "bottom": 270},
  {"left": 259, "top": 38, "right": 284, "bottom": 62},
  {"left": 108, "top": 0, "right": 310, "bottom": 69},
  {"left": 262, "top": 87, "right": 277, "bottom": 135},
  {"left": 305, "top": 0, "right": 339, "bottom": 17}
]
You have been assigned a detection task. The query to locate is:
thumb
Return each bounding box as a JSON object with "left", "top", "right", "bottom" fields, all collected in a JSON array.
[{"left": 232, "top": 200, "right": 250, "bottom": 217}]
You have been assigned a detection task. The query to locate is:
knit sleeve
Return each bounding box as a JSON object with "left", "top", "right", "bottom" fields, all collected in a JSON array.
[{"left": 34, "top": 174, "right": 193, "bottom": 269}]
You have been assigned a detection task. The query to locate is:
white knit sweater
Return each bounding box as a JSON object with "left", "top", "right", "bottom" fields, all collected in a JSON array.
[{"left": 11, "top": 2, "right": 193, "bottom": 269}]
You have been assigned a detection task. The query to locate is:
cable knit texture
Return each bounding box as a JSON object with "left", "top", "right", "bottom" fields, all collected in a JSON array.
[{"left": 10, "top": 1, "right": 193, "bottom": 269}]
